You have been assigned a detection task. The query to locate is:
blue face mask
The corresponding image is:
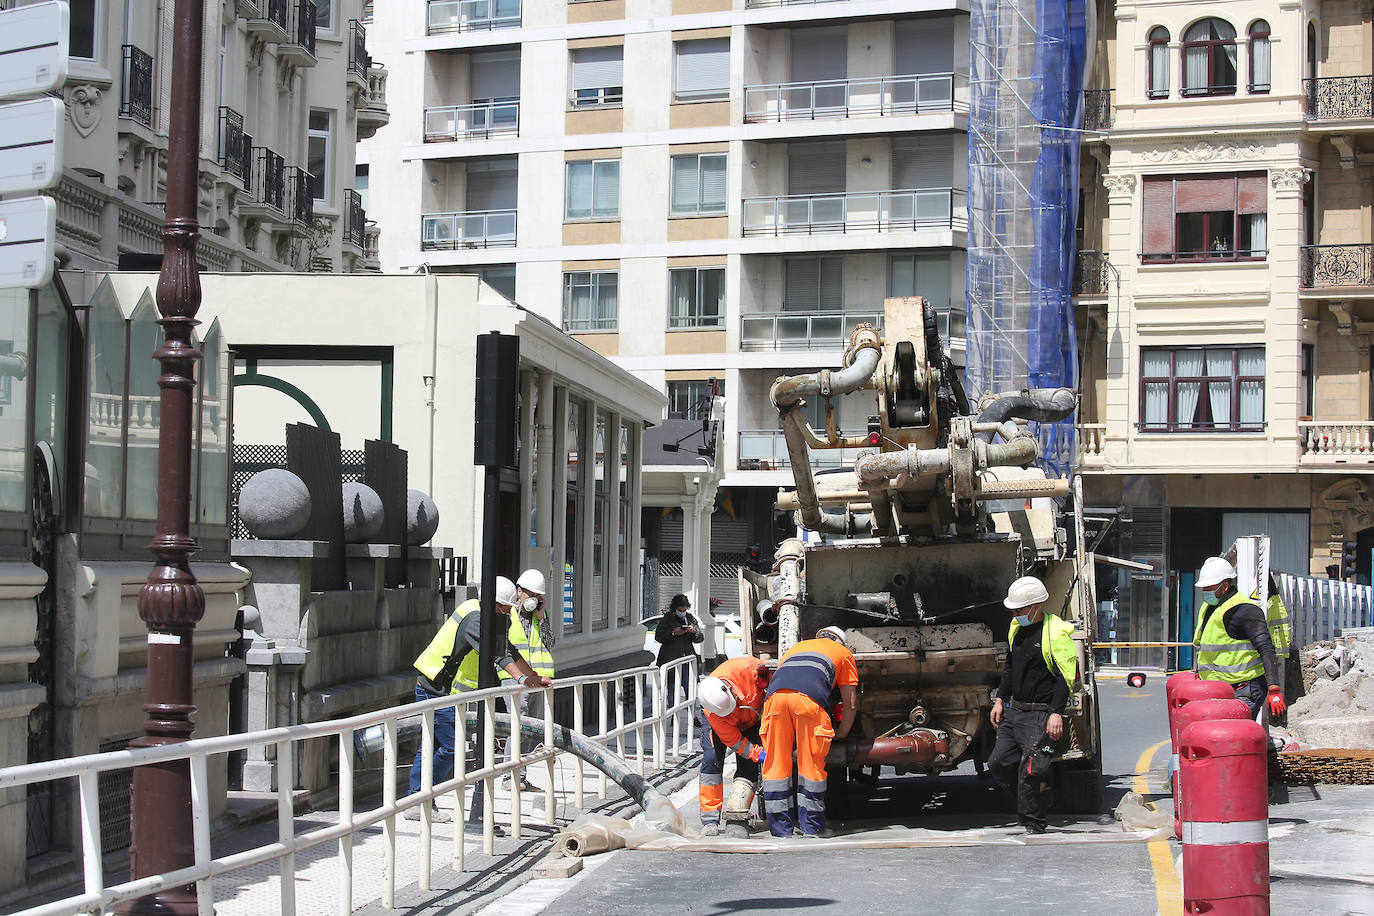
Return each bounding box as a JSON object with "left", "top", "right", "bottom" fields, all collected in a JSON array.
[
  {"left": 1199, "top": 592, "right": 1218, "bottom": 607},
  {"left": 1015, "top": 613, "right": 1034, "bottom": 627}
]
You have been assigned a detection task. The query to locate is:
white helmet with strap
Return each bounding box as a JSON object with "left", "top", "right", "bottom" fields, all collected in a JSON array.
[
  {"left": 1195, "top": 556, "right": 1237, "bottom": 589},
  {"left": 816, "top": 625, "right": 848, "bottom": 647},
  {"left": 517, "top": 568, "right": 547, "bottom": 595},
  {"left": 698, "top": 676, "right": 736, "bottom": 716}
]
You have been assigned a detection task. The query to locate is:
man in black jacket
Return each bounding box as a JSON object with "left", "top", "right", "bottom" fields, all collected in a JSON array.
[{"left": 655, "top": 593, "right": 703, "bottom": 698}]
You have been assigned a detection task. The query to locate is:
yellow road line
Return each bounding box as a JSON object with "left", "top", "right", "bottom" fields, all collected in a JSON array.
[{"left": 1134, "top": 738, "right": 1182, "bottom": 916}]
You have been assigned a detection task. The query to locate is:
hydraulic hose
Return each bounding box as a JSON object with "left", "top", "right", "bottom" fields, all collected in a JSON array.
[{"left": 973, "top": 388, "right": 1077, "bottom": 442}]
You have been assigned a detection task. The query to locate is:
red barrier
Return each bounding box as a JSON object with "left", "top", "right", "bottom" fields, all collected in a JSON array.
[
  {"left": 1169, "top": 677, "right": 1234, "bottom": 804},
  {"left": 1166, "top": 672, "right": 1202, "bottom": 769},
  {"left": 1172, "top": 699, "right": 1251, "bottom": 839},
  {"left": 1179, "top": 718, "right": 1270, "bottom": 915}
]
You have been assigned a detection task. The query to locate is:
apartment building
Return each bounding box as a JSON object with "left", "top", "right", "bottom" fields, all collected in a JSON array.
[
  {"left": 28, "top": 0, "right": 389, "bottom": 273},
  {"left": 363, "top": 0, "right": 971, "bottom": 606},
  {"left": 1075, "top": 0, "right": 1374, "bottom": 656}
]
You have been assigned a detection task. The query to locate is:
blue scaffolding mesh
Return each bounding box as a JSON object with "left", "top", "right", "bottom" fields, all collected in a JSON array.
[{"left": 966, "top": 0, "right": 1090, "bottom": 476}]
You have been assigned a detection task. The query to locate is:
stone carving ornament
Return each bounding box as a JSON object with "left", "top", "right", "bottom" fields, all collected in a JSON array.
[
  {"left": 1102, "top": 174, "right": 1137, "bottom": 198},
  {"left": 67, "top": 85, "right": 102, "bottom": 138},
  {"left": 1140, "top": 141, "right": 1266, "bottom": 164},
  {"left": 1270, "top": 167, "right": 1312, "bottom": 191}
]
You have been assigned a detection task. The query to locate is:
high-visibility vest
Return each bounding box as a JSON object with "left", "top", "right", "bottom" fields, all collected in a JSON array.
[
  {"left": 413, "top": 599, "right": 483, "bottom": 694},
  {"left": 501, "top": 612, "right": 555, "bottom": 680},
  {"left": 1008, "top": 612, "right": 1079, "bottom": 692},
  {"left": 1266, "top": 593, "right": 1292, "bottom": 660},
  {"left": 1192, "top": 593, "right": 1265, "bottom": 684}
]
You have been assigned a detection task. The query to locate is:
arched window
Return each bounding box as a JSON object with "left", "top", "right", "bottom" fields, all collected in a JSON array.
[
  {"left": 1148, "top": 27, "right": 1171, "bottom": 99},
  {"left": 1182, "top": 18, "right": 1238, "bottom": 97},
  {"left": 1307, "top": 22, "right": 1318, "bottom": 82},
  {"left": 1248, "top": 21, "right": 1271, "bottom": 93}
]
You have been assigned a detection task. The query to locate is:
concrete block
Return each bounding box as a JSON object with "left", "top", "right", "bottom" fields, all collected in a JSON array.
[
  {"left": 1293, "top": 716, "right": 1374, "bottom": 750},
  {"left": 532, "top": 854, "right": 584, "bottom": 879}
]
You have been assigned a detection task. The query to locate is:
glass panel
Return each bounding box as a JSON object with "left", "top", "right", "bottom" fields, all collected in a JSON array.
[
  {"left": 741, "top": 317, "right": 772, "bottom": 343},
  {"left": 33, "top": 283, "right": 70, "bottom": 511},
  {"left": 566, "top": 161, "right": 591, "bottom": 219},
  {"left": 125, "top": 293, "right": 162, "bottom": 520},
  {"left": 778, "top": 317, "right": 809, "bottom": 344},
  {"left": 700, "top": 155, "right": 727, "bottom": 213},
  {"left": 565, "top": 397, "right": 582, "bottom": 630},
  {"left": 670, "top": 156, "right": 698, "bottom": 213},
  {"left": 617, "top": 421, "right": 630, "bottom": 625},
  {"left": 592, "top": 410, "right": 607, "bottom": 629},
  {"left": 593, "top": 160, "right": 620, "bottom": 217},
  {"left": 0, "top": 289, "right": 30, "bottom": 512},
  {"left": 85, "top": 282, "right": 126, "bottom": 518},
  {"left": 811, "top": 316, "right": 842, "bottom": 342},
  {"left": 199, "top": 320, "right": 228, "bottom": 525},
  {"left": 1175, "top": 350, "right": 1204, "bottom": 377},
  {"left": 1142, "top": 350, "right": 1170, "bottom": 378},
  {"left": 1143, "top": 381, "right": 1168, "bottom": 426},
  {"left": 699, "top": 268, "right": 724, "bottom": 323}
]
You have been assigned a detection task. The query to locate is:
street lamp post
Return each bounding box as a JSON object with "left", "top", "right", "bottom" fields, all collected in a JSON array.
[{"left": 115, "top": 0, "right": 205, "bottom": 912}]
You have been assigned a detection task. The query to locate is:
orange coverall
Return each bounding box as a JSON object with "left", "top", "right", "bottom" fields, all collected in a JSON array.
[{"left": 698, "top": 656, "right": 769, "bottom": 824}]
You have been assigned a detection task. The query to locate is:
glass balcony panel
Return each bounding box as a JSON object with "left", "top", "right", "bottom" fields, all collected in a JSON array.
[
  {"left": 813, "top": 83, "right": 847, "bottom": 111},
  {"left": 885, "top": 193, "right": 914, "bottom": 222},
  {"left": 741, "top": 317, "right": 774, "bottom": 344},
  {"left": 811, "top": 316, "right": 843, "bottom": 341},
  {"left": 915, "top": 191, "right": 951, "bottom": 225},
  {"left": 811, "top": 198, "right": 844, "bottom": 224},
  {"left": 777, "top": 317, "right": 810, "bottom": 344},
  {"left": 917, "top": 76, "right": 953, "bottom": 107},
  {"left": 783, "top": 200, "right": 813, "bottom": 225}
]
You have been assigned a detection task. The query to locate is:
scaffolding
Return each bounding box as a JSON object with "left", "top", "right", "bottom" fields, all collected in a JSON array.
[{"left": 966, "top": 0, "right": 1091, "bottom": 476}]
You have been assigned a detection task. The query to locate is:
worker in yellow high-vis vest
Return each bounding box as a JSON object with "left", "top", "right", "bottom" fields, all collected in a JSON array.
[
  {"left": 407, "top": 576, "right": 551, "bottom": 830},
  {"left": 499, "top": 569, "right": 556, "bottom": 790},
  {"left": 1193, "top": 556, "right": 1285, "bottom": 722}
]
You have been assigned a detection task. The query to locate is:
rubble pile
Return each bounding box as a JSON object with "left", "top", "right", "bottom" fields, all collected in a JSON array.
[{"left": 1286, "top": 639, "right": 1374, "bottom": 753}]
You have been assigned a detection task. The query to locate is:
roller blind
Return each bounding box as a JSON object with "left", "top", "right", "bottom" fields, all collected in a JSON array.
[
  {"left": 467, "top": 162, "right": 517, "bottom": 210},
  {"left": 1142, "top": 178, "right": 1173, "bottom": 255},
  {"left": 571, "top": 46, "right": 624, "bottom": 90},
  {"left": 788, "top": 142, "right": 846, "bottom": 195},
  {"left": 894, "top": 19, "right": 954, "bottom": 73},
  {"left": 1174, "top": 176, "right": 1237, "bottom": 213},
  {"left": 790, "top": 27, "right": 846, "bottom": 83},
  {"left": 675, "top": 38, "right": 729, "bottom": 97},
  {"left": 1237, "top": 174, "right": 1267, "bottom": 214},
  {"left": 784, "top": 257, "right": 844, "bottom": 310},
  {"left": 471, "top": 51, "right": 521, "bottom": 99},
  {"left": 892, "top": 136, "right": 953, "bottom": 188}
]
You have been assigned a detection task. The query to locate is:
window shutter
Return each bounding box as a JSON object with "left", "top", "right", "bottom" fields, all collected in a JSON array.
[
  {"left": 819, "top": 256, "right": 843, "bottom": 309},
  {"left": 670, "top": 157, "right": 698, "bottom": 212},
  {"left": 784, "top": 259, "right": 817, "bottom": 310},
  {"left": 675, "top": 39, "right": 729, "bottom": 96},
  {"left": 700, "top": 155, "right": 727, "bottom": 210},
  {"left": 788, "top": 142, "right": 846, "bottom": 195},
  {"left": 1237, "top": 174, "right": 1267, "bottom": 214},
  {"left": 571, "top": 47, "right": 624, "bottom": 90},
  {"left": 471, "top": 51, "right": 521, "bottom": 99},
  {"left": 567, "top": 162, "right": 593, "bottom": 217},
  {"left": 790, "top": 27, "right": 847, "bottom": 83},
  {"left": 1174, "top": 176, "right": 1237, "bottom": 213},
  {"left": 892, "top": 136, "right": 952, "bottom": 189},
  {"left": 593, "top": 160, "right": 620, "bottom": 215},
  {"left": 894, "top": 19, "right": 954, "bottom": 74},
  {"left": 1142, "top": 178, "right": 1174, "bottom": 255}
]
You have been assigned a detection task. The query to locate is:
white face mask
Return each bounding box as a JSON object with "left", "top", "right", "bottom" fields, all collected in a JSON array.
[
  {"left": 1015, "top": 613, "right": 1034, "bottom": 627},
  {"left": 521, "top": 596, "right": 541, "bottom": 615}
]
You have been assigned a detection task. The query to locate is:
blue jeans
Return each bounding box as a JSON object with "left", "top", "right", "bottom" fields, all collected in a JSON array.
[{"left": 409, "top": 683, "right": 456, "bottom": 794}]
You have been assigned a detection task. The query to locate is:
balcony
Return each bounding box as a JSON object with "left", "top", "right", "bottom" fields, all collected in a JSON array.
[
  {"left": 1076, "top": 423, "right": 1106, "bottom": 468},
  {"left": 420, "top": 209, "right": 516, "bottom": 250},
  {"left": 1300, "top": 244, "right": 1373, "bottom": 289},
  {"left": 744, "top": 0, "right": 846, "bottom": 8},
  {"left": 740, "top": 310, "right": 882, "bottom": 351},
  {"left": 742, "top": 188, "right": 966, "bottom": 237},
  {"left": 286, "top": 166, "right": 314, "bottom": 226},
  {"left": 347, "top": 20, "right": 370, "bottom": 87},
  {"left": 737, "top": 429, "right": 869, "bottom": 471},
  {"left": 342, "top": 189, "right": 365, "bottom": 250},
  {"left": 363, "top": 221, "right": 382, "bottom": 271},
  {"left": 424, "top": 101, "right": 519, "bottom": 142},
  {"left": 1073, "top": 250, "right": 1112, "bottom": 297},
  {"left": 427, "top": 0, "right": 521, "bottom": 35},
  {"left": 218, "top": 107, "right": 251, "bottom": 185},
  {"left": 241, "top": 148, "right": 285, "bottom": 216},
  {"left": 1304, "top": 76, "right": 1373, "bottom": 122},
  {"left": 245, "top": 0, "right": 290, "bottom": 42},
  {"left": 357, "top": 65, "right": 390, "bottom": 139},
  {"left": 1082, "top": 89, "right": 1113, "bottom": 132},
  {"left": 743, "top": 73, "right": 960, "bottom": 123},
  {"left": 1299, "top": 421, "right": 1374, "bottom": 467},
  {"left": 119, "top": 45, "right": 154, "bottom": 129},
  {"left": 279, "top": 0, "right": 317, "bottom": 66}
]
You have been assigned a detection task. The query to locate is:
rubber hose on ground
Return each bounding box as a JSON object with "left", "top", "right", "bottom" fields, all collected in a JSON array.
[{"left": 973, "top": 389, "right": 1077, "bottom": 442}]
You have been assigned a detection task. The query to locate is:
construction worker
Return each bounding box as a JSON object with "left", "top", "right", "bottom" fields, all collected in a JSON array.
[
  {"left": 760, "top": 626, "right": 858, "bottom": 838},
  {"left": 407, "top": 576, "right": 552, "bottom": 829},
  {"left": 697, "top": 657, "right": 771, "bottom": 836},
  {"left": 988, "top": 575, "right": 1078, "bottom": 835},
  {"left": 1193, "top": 556, "right": 1285, "bottom": 721},
  {"left": 499, "top": 569, "right": 556, "bottom": 789},
  {"left": 1266, "top": 573, "right": 1292, "bottom": 667}
]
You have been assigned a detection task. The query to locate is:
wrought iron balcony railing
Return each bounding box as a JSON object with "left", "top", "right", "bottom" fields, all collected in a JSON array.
[
  {"left": 119, "top": 45, "right": 154, "bottom": 128},
  {"left": 347, "top": 19, "right": 369, "bottom": 80},
  {"left": 247, "top": 0, "right": 290, "bottom": 35},
  {"left": 1304, "top": 76, "right": 1374, "bottom": 121},
  {"left": 424, "top": 101, "right": 520, "bottom": 141},
  {"left": 427, "top": 0, "right": 521, "bottom": 34},
  {"left": 421, "top": 209, "right": 517, "bottom": 250},
  {"left": 1073, "top": 250, "right": 1111, "bottom": 297},
  {"left": 343, "top": 189, "right": 365, "bottom": 249},
  {"left": 742, "top": 188, "right": 966, "bottom": 237},
  {"left": 250, "top": 147, "right": 286, "bottom": 213},
  {"left": 1082, "top": 89, "right": 1113, "bottom": 132},
  {"left": 287, "top": 166, "right": 315, "bottom": 225},
  {"left": 287, "top": 0, "right": 317, "bottom": 57},
  {"left": 743, "top": 73, "right": 961, "bottom": 123},
  {"left": 1300, "top": 244, "right": 1373, "bottom": 288},
  {"left": 218, "top": 107, "right": 251, "bottom": 184}
]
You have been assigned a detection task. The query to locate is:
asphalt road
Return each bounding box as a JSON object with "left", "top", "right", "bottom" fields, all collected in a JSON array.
[{"left": 551, "top": 680, "right": 1173, "bottom": 915}]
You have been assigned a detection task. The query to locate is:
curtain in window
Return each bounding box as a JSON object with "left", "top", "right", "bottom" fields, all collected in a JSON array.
[
  {"left": 1246, "top": 213, "right": 1267, "bottom": 257},
  {"left": 1205, "top": 350, "right": 1232, "bottom": 427},
  {"left": 1144, "top": 382, "right": 1169, "bottom": 425},
  {"left": 1176, "top": 350, "right": 1204, "bottom": 425},
  {"left": 1250, "top": 34, "right": 1271, "bottom": 89},
  {"left": 669, "top": 270, "right": 693, "bottom": 324},
  {"left": 1150, "top": 40, "right": 1170, "bottom": 95},
  {"left": 593, "top": 160, "right": 620, "bottom": 217},
  {"left": 596, "top": 273, "right": 619, "bottom": 324},
  {"left": 1238, "top": 348, "right": 1264, "bottom": 425},
  {"left": 566, "top": 274, "right": 591, "bottom": 325},
  {"left": 700, "top": 155, "right": 727, "bottom": 212},
  {"left": 1183, "top": 44, "right": 1208, "bottom": 91},
  {"left": 700, "top": 268, "right": 724, "bottom": 321}
]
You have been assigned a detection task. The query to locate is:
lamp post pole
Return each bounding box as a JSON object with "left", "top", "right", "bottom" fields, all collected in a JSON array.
[{"left": 115, "top": 0, "right": 205, "bottom": 911}]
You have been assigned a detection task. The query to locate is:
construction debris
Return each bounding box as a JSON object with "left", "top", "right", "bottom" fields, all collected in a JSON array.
[{"left": 1273, "top": 749, "right": 1374, "bottom": 786}]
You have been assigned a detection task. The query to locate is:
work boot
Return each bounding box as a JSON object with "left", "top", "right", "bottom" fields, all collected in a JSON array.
[
  {"left": 798, "top": 828, "right": 834, "bottom": 839},
  {"left": 464, "top": 821, "right": 507, "bottom": 837},
  {"left": 1023, "top": 824, "right": 1047, "bottom": 836},
  {"left": 404, "top": 803, "right": 452, "bottom": 824},
  {"left": 701, "top": 822, "right": 720, "bottom": 837}
]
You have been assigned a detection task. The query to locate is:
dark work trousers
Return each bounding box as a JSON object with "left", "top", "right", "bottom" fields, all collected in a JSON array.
[
  {"left": 697, "top": 707, "right": 762, "bottom": 826},
  {"left": 1232, "top": 675, "right": 1267, "bottom": 723},
  {"left": 988, "top": 706, "right": 1053, "bottom": 832}
]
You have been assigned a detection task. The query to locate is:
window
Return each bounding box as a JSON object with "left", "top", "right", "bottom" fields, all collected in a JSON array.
[
  {"left": 1141, "top": 173, "right": 1267, "bottom": 262},
  {"left": 674, "top": 38, "right": 729, "bottom": 101},
  {"left": 669, "top": 267, "right": 725, "bottom": 328},
  {"left": 1182, "top": 18, "right": 1238, "bottom": 97},
  {"left": 783, "top": 257, "right": 843, "bottom": 310},
  {"left": 564, "top": 396, "right": 584, "bottom": 631},
  {"left": 564, "top": 271, "right": 619, "bottom": 331},
  {"left": 70, "top": 0, "right": 97, "bottom": 59},
  {"left": 667, "top": 380, "right": 724, "bottom": 419},
  {"left": 1248, "top": 21, "right": 1271, "bottom": 93},
  {"left": 889, "top": 254, "right": 962, "bottom": 338},
  {"left": 315, "top": 0, "right": 334, "bottom": 31},
  {"left": 1140, "top": 347, "right": 1265, "bottom": 431},
  {"left": 1301, "top": 343, "right": 1315, "bottom": 418},
  {"left": 355, "top": 164, "right": 369, "bottom": 211},
  {"left": 570, "top": 47, "right": 624, "bottom": 107},
  {"left": 1148, "top": 27, "right": 1170, "bottom": 99},
  {"left": 566, "top": 159, "right": 620, "bottom": 220},
  {"left": 670, "top": 153, "right": 726, "bottom": 216},
  {"left": 307, "top": 109, "right": 332, "bottom": 204},
  {"left": 475, "top": 266, "right": 516, "bottom": 301}
]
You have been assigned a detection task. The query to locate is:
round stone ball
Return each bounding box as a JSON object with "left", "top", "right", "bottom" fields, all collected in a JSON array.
[
  {"left": 238, "top": 469, "right": 311, "bottom": 539},
  {"left": 406, "top": 489, "right": 440, "bottom": 545},
  {"left": 341, "top": 482, "right": 385, "bottom": 543}
]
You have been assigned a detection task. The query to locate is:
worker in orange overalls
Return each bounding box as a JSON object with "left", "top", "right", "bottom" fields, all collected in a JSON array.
[
  {"left": 760, "top": 626, "right": 858, "bottom": 837},
  {"left": 696, "top": 656, "right": 771, "bottom": 835}
]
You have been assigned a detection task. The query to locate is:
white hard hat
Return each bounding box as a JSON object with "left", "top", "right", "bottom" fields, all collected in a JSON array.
[
  {"left": 1195, "top": 557, "right": 1237, "bottom": 589},
  {"left": 698, "top": 677, "right": 736, "bottom": 716},
  {"left": 517, "top": 569, "right": 547, "bottom": 595},
  {"left": 1004, "top": 576, "right": 1049, "bottom": 609},
  {"left": 495, "top": 576, "right": 518, "bottom": 606},
  {"left": 816, "top": 625, "right": 848, "bottom": 647}
]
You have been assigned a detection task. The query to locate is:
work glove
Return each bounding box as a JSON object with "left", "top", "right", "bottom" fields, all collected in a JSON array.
[
  {"left": 1266, "top": 686, "right": 1286, "bottom": 718},
  {"left": 756, "top": 748, "right": 766, "bottom": 765}
]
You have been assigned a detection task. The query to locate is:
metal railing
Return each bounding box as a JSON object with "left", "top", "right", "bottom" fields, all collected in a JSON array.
[
  {"left": 421, "top": 209, "right": 517, "bottom": 249},
  {"left": 287, "top": 165, "right": 315, "bottom": 225},
  {"left": 424, "top": 101, "right": 520, "bottom": 142},
  {"left": 1082, "top": 89, "right": 1113, "bottom": 131},
  {"left": 740, "top": 310, "right": 882, "bottom": 351},
  {"left": 742, "top": 188, "right": 966, "bottom": 237},
  {"left": 737, "top": 429, "right": 871, "bottom": 471},
  {"left": 343, "top": 188, "right": 365, "bottom": 249},
  {"left": 0, "top": 657, "right": 699, "bottom": 916},
  {"left": 1275, "top": 573, "right": 1372, "bottom": 646},
  {"left": 1304, "top": 75, "right": 1374, "bottom": 121},
  {"left": 1300, "top": 244, "right": 1373, "bottom": 288},
  {"left": 427, "top": 0, "right": 521, "bottom": 34},
  {"left": 1073, "top": 250, "right": 1111, "bottom": 296},
  {"left": 287, "top": 0, "right": 317, "bottom": 57},
  {"left": 119, "top": 44, "right": 154, "bottom": 128},
  {"left": 347, "top": 19, "right": 370, "bottom": 80},
  {"left": 249, "top": 0, "right": 290, "bottom": 33},
  {"left": 742, "top": 73, "right": 960, "bottom": 122},
  {"left": 1298, "top": 420, "right": 1374, "bottom": 461},
  {"left": 218, "top": 107, "right": 251, "bottom": 184},
  {"left": 744, "top": 0, "right": 845, "bottom": 7},
  {"left": 250, "top": 147, "right": 286, "bottom": 213}
]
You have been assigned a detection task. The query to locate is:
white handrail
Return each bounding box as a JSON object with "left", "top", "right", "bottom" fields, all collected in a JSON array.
[{"left": 1, "top": 656, "right": 700, "bottom": 916}]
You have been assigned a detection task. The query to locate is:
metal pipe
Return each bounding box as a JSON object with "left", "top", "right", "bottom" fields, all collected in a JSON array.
[
  {"left": 985, "top": 436, "right": 1039, "bottom": 468},
  {"left": 759, "top": 605, "right": 779, "bottom": 625},
  {"left": 752, "top": 621, "right": 777, "bottom": 643},
  {"left": 973, "top": 388, "right": 1077, "bottom": 442},
  {"left": 825, "top": 729, "right": 949, "bottom": 768},
  {"left": 855, "top": 445, "right": 951, "bottom": 484},
  {"left": 772, "top": 539, "right": 804, "bottom": 653}
]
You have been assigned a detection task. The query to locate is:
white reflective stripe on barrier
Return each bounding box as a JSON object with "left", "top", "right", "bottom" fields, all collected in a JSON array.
[
  {"left": 1169, "top": 753, "right": 1178, "bottom": 774},
  {"left": 1181, "top": 819, "right": 1268, "bottom": 846}
]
